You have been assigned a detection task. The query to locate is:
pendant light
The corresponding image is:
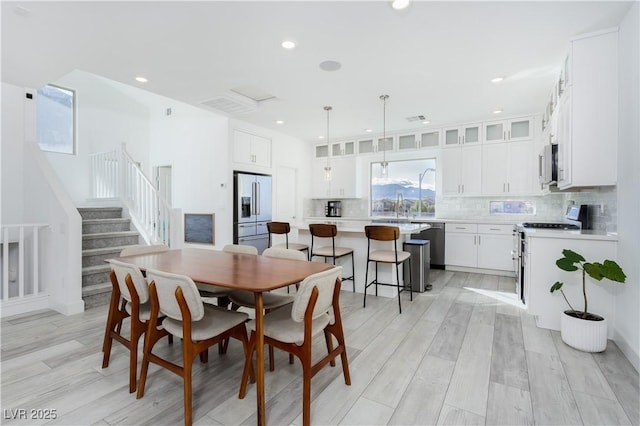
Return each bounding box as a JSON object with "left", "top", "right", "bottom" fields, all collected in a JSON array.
[
  {"left": 380, "top": 94, "right": 389, "bottom": 178},
  {"left": 324, "top": 106, "right": 333, "bottom": 181}
]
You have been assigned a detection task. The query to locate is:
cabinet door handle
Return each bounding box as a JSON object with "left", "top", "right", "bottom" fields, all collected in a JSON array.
[
  {"left": 508, "top": 183, "right": 510, "bottom": 192},
  {"left": 503, "top": 130, "right": 506, "bottom": 140},
  {"left": 478, "top": 235, "right": 481, "bottom": 245},
  {"left": 461, "top": 135, "right": 464, "bottom": 144},
  {"left": 473, "top": 235, "right": 477, "bottom": 245},
  {"left": 503, "top": 183, "right": 506, "bottom": 192},
  {"left": 508, "top": 130, "right": 511, "bottom": 140},
  {"left": 461, "top": 184, "right": 464, "bottom": 193}
]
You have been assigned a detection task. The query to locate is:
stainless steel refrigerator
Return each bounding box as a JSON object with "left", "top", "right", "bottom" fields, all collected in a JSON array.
[{"left": 233, "top": 171, "right": 272, "bottom": 254}]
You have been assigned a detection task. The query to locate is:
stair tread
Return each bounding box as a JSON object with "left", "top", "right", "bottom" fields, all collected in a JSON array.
[
  {"left": 82, "top": 231, "right": 139, "bottom": 239},
  {"left": 82, "top": 218, "right": 130, "bottom": 224},
  {"left": 82, "top": 264, "right": 111, "bottom": 274},
  {"left": 82, "top": 246, "right": 132, "bottom": 256},
  {"left": 78, "top": 207, "right": 122, "bottom": 211},
  {"left": 82, "top": 282, "right": 112, "bottom": 296}
]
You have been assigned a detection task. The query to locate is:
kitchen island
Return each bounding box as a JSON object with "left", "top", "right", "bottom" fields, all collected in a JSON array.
[{"left": 296, "top": 219, "right": 431, "bottom": 298}]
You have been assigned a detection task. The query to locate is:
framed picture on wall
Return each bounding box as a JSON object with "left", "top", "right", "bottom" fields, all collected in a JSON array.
[{"left": 184, "top": 213, "right": 215, "bottom": 245}]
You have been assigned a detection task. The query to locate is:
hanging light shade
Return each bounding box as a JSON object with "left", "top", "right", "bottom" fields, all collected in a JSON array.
[
  {"left": 324, "top": 106, "right": 332, "bottom": 181},
  {"left": 380, "top": 94, "right": 389, "bottom": 178}
]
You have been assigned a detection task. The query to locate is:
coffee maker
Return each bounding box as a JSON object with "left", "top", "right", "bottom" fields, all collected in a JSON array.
[{"left": 325, "top": 200, "right": 342, "bottom": 217}]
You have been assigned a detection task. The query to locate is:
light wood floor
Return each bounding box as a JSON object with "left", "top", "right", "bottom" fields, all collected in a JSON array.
[{"left": 1, "top": 270, "right": 638, "bottom": 425}]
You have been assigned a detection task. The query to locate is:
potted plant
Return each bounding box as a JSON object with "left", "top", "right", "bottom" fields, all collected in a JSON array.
[{"left": 550, "top": 249, "right": 626, "bottom": 352}]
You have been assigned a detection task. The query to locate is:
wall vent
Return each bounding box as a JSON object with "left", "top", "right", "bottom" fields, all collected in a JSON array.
[{"left": 406, "top": 115, "right": 427, "bottom": 122}]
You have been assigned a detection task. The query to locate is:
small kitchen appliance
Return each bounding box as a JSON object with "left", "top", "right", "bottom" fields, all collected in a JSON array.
[{"left": 325, "top": 200, "right": 342, "bottom": 217}]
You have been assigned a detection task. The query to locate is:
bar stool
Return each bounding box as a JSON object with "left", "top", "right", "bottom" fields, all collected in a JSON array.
[
  {"left": 363, "top": 225, "right": 412, "bottom": 314},
  {"left": 267, "top": 221, "right": 309, "bottom": 260},
  {"left": 308, "top": 223, "right": 355, "bottom": 292}
]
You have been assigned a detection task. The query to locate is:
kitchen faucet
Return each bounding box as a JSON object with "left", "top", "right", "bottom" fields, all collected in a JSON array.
[{"left": 396, "top": 193, "right": 407, "bottom": 220}]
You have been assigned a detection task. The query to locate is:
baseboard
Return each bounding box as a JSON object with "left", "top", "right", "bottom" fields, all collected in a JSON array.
[
  {"left": 613, "top": 329, "right": 640, "bottom": 373},
  {"left": 1, "top": 295, "right": 51, "bottom": 318},
  {"left": 445, "top": 265, "right": 515, "bottom": 277},
  {"left": 50, "top": 298, "right": 85, "bottom": 316}
]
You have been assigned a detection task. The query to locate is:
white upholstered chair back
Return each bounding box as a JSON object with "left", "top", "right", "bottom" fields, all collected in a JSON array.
[
  {"left": 120, "top": 244, "right": 170, "bottom": 257},
  {"left": 262, "top": 247, "right": 307, "bottom": 261},
  {"left": 145, "top": 269, "right": 205, "bottom": 322},
  {"left": 108, "top": 259, "right": 150, "bottom": 304},
  {"left": 222, "top": 244, "right": 258, "bottom": 255},
  {"left": 291, "top": 267, "right": 341, "bottom": 323}
]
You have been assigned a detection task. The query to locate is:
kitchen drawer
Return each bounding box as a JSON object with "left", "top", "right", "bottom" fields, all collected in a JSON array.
[
  {"left": 477, "top": 224, "right": 513, "bottom": 234},
  {"left": 445, "top": 223, "right": 477, "bottom": 233}
]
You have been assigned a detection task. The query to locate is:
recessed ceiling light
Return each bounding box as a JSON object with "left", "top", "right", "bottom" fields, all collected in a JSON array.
[
  {"left": 491, "top": 76, "right": 504, "bottom": 83},
  {"left": 135, "top": 76, "right": 148, "bottom": 83},
  {"left": 318, "top": 135, "right": 325, "bottom": 139},
  {"left": 493, "top": 109, "right": 504, "bottom": 114},
  {"left": 365, "top": 129, "right": 373, "bottom": 133},
  {"left": 319, "top": 60, "right": 342, "bottom": 72},
  {"left": 275, "top": 120, "right": 284, "bottom": 124},
  {"left": 391, "top": 0, "right": 411, "bottom": 10},
  {"left": 281, "top": 40, "right": 296, "bottom": 50},
  {"left": 422, "top": 120, "right": 431, "bottom": 125}
]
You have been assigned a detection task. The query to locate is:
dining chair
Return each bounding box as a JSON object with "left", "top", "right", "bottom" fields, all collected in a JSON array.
[
  {"left": 308, "top": 223, "right": 355, "bottom": 292},
  {"left": 267, "top": 221, "right": 309, "bottom": 260},
  {"left": 136, "top": 268, "right": 253, "bottom": 426},
  {"left": 228, "top": 247, "right": 301, "bottom": 371},
  {"left": 239, "top": 266, "right": 351, "bottom": 426},
  {"left": 363, "top": 225, "right": 412, "bottom": 314},
  {"left": 222, "top": 243, "right": 259, "bottom": 255},
  {"left": 101, "top": 257, "right": 171, "bottom": 393}
]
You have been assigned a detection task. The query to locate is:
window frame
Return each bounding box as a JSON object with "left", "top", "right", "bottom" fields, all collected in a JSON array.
[{"left": 36, "top": 84, "right": 77, "bottom": 155}]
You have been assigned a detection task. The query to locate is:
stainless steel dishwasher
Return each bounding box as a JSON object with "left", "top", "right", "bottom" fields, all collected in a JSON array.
[{"left": 411, "top": 222, "right": 445, "bottom": 268}]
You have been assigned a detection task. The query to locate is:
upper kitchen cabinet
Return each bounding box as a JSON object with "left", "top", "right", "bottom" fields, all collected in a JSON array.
[
  {"left": 556, "top": 28, "right": 618, "bottom": 189},
  {"left": 484, "top": 117, "right": 534, "bottom": 144},
  {"left": 357, "top": 138, "right": 375, "bottom": 155},
  {"left": 441, "top": 145, "right": 482, "bottom": 196},
  {"left": 358, "top": 136, "right": 393, "bottom": 155},
  {"left": 311, "top": 157, "right": 357, "bottom": 198},
  {"left": 482, "top": 140, "right": 534, "bottom": 195},
  {"left": 443, "top": 123, "right": 482, "bottom": 146},
  {"left": 314, "top": 143, "right": 329, "bottom": 159},
  {"left": 233, "top": 129, "right": 271, "bottom": 168},
  {"left": 331, "top": 141, "right": 355, "bottom": 157},
  {"left": 397, "top": 129, "right": 441, "bottom": 151}
]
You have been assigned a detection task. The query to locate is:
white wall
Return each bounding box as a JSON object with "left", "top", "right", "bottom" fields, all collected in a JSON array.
[
  {"left": 1, "top": 82, "right": 83, "bottom": 316},
  {"left": 615, "top": 2, "right": 640, "bottom": 371}
]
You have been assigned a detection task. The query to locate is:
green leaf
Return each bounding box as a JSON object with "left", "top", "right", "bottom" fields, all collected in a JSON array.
[
  {"left": 550, "top": 281, "right": 564, "bottom": 293},
  {"left": 584, "top": 262, "right": 604, "bottom": 281},
  {"left": 601, "top": 260, "right": 627, "bottom": 283},
  {"left": 562, "top": 249, "right": 585, "bottom": 263},
  {"left": 556, "top": 257, "right": 579, "bottom": 272}
]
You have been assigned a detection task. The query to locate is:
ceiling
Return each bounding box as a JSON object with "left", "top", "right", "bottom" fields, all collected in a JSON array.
[{"left": 1, "top": 1, "right": 633, "bottom": 143}]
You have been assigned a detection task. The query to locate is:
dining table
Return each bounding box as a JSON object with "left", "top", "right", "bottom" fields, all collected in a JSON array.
[{"left": 112, "top": 247, "right": 333, "bottom": 425}]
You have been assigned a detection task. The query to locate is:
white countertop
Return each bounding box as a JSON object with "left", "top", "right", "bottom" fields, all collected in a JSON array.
[
  {"left": 303, "top": 216, "right": 521, "bottom": 225},
  {"left": 299, "top": 218, "right": 430, "bottom": 234},
  {"left": 523, "top": 228, "right": 618, "bottom": 241}
]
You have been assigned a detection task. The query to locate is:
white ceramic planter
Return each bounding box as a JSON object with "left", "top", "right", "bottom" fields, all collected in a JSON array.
[{"left": 560, "top": 310, "right": 608, "bottom": 352}]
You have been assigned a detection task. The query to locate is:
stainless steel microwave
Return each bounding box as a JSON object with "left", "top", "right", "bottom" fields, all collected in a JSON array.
[{"left": 538, "top": 143, "right": 558, "bottom": 185}]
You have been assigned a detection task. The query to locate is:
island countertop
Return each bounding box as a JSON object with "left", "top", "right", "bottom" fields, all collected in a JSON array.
[{"left": 299, "top": 219, "right": 430, "bottom": 234}]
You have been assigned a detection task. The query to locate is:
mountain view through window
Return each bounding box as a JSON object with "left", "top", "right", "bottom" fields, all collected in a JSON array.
[{"left": 371, "top": 158, "right": 436, "bottom": 218}]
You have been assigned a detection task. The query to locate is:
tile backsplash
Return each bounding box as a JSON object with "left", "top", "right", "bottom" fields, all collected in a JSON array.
[{"left": 304, "top": 186, "right": 617, "bottom": 232}]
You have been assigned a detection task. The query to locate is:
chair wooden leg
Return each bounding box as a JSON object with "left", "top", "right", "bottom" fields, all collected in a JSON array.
[
  {"left": 183, "top": 349, "right": 194, "bottom": 426},
  {"left": 302, "top": 351, "right": 312, "bottom": 426},
  {"left": 363, "top": 259, "right": 369, "bottom": 308},
  {"left": 395, "top": 262, "right": 402, "bottom": 314},
  {"left": 351, "top": 252, "right": 355, "bottom": 292},
  {"left": 115, "top": 298, "right": 127, "bottom": 334},
  {"left": 129, "top": 320, "right": 145, "bottom": 393},
  {"left": 239, "top": 330, "right": 256, "bottom": 399},
  {"left": 101, "top": 290, "right": 127, "bottom": 369},
  {"left": 324, "top": 330, "right": 336, "bottom": 367},
  {"left": 268, "top": 345, "right": 275, "bottom": 372}
]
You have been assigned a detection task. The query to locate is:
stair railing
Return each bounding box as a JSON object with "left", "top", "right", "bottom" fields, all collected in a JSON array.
[
  {"left": 1, "top": 224, "right": 49, "bottom": 303},
  {"left": 90, "top": 144, "right": 181, "bottom": 247}
]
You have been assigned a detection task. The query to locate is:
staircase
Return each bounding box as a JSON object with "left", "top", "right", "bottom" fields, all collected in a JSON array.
[{"left": 79, "top": 207, "right": 141, "bottom": 308}]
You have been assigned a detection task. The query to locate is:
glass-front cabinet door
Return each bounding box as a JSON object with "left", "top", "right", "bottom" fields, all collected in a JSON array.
[
  {"left": 331, "top": 141, "right": 355, "bottom": 156},
  {"left": 315, "top": 144, "right": 329, "bottom": 158},
  {"left": 445, "top": 124, "right": 481, "bottom": 145},
  {"left": 420, "top": 130, "right": 440, "bottom": 148},
  {"left": 485, "top": 117, "right": 533, "bottom": 143},
  {"left": 508, "top": 118, "right": 532, "bottom": 142},
  {"left": 485, "top": 121, "right": 505, "bottom": 143},
  {"left": 358, "top": 139, "right": 375, "bottom": 154},
  {"left": 444, "top": 127, "right": 460, "bottom": 146},
  {"left": 398, "top": 134, "right": 417, "bottom": 150}
]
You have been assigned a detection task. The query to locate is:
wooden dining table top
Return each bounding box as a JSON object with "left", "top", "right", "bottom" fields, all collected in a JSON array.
[{"left": 112, "top": 247, "right": 333, "bottom": 291}]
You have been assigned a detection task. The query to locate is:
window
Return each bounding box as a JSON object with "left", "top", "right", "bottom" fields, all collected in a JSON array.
[
  {"left": 371, "top": 158, "right": 436, "bottom": 218},
  {"left": 36, "top": 84, "right": 76, "bottom": 154}
]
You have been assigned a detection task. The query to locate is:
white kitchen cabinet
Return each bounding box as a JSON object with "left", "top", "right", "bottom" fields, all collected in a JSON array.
[
  {"left": 484, "top": 117, "right": 534, "bottom": 143},
  {"left": 398, "top": 134, "right": 417, "bottom": 151},
  {"left": 525, "top": 233, "right": 617, "bottom": 333},
  {"left": 482, "top": 140, "right": 534, "bottom": 195},
  {"left": 556, "top": 28, "right": 618, "bottom": 189},
  {"left": 310, "top": 157, "right": 357, "bottom": 198},
  {"left": 332, "top": 141, "right": 355, "bottom": 157},
  {"left": 420, "top": 130, "right": 441, "bottom": 148},
  {"left": 441, "top": 145, "right": 482, "bottom": 196},
  {"left": 357, "top": 138, "right": 375, "bottom": 155},
  {"left": 476, "top": 225, "right": 514, "bottom": 271},
  {"left": 315, "top": 144, "right": 329, "bottom": 159},
  {"left": 443, "top": 123, "right": 482, "bottom": 146},
  {"left": 445, "top": 223, "right": 514, "bottom": 272},
  {"left": 233, "top": 130, "right": 271, "bottom": 168},
  {"left": 445, "top": 223, "right": 478, "bottom": 268}
]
